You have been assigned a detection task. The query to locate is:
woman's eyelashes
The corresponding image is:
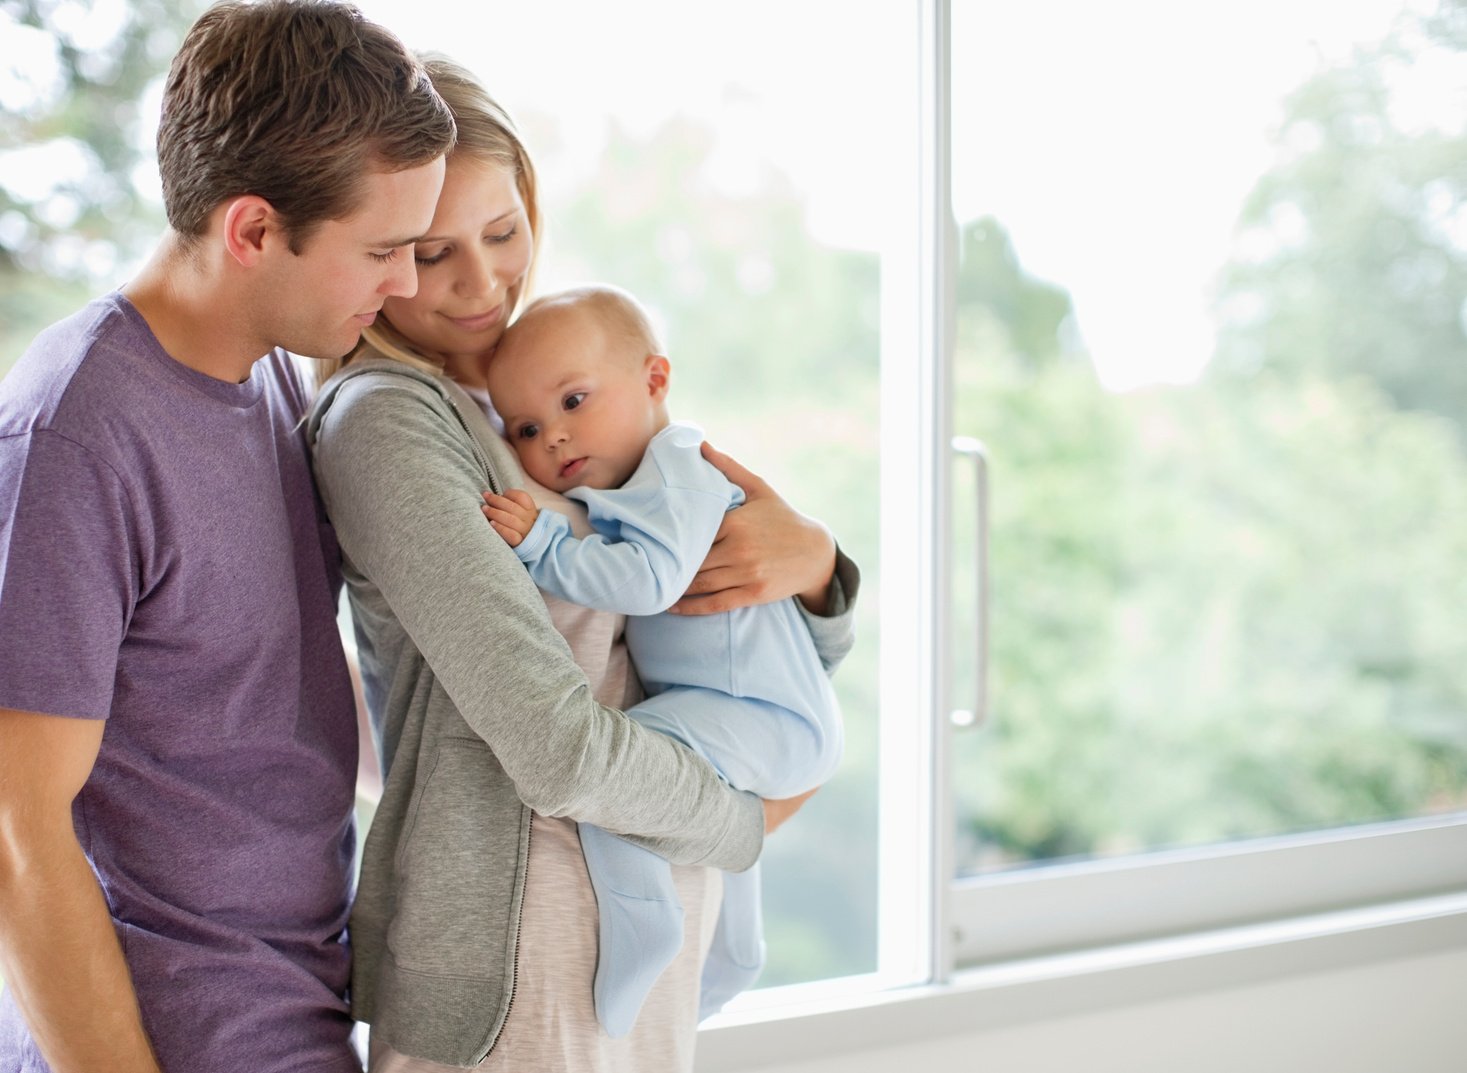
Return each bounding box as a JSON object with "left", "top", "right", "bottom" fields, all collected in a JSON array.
[{"left": 413, "top": 225, "right": 516, "bottom": 267}]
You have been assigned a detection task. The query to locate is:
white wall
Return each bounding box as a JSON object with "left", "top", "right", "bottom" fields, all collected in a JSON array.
[{"left": 702, "top": 946, "right": 1467, "bottom": 1073}]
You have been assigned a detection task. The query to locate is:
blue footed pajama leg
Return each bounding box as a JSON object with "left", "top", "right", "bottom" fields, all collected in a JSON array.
[
  {"left": 699, "top": 861, "right": 766, "bottom": 1021},
  {"left": 578, "top": 821, "right": 686, "bottom": 1037}
]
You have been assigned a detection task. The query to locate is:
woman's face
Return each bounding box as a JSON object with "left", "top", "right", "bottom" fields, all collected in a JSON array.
[{"left": 381, "top": 155, "right": 533, "bottom": 376}]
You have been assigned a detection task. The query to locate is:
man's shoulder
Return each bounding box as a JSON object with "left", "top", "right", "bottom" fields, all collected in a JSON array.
[{"left": 0, "top": 293, "right": 138, "bottom": 440}]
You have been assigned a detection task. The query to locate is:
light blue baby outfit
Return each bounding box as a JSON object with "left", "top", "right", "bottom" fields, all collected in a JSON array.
[{"left": 510, "top": 422, "right": 844, "bottom": 1037}]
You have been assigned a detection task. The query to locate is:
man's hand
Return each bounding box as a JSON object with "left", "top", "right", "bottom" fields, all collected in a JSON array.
[
  {"left": 670, "top": 442, "right": 837, "bottom": 616},
  {"left": 482, "top": 489, "right": 539, "bottom": 548},
  {"left": 761, "top": 787, "right": 818, "bottom": 834}
]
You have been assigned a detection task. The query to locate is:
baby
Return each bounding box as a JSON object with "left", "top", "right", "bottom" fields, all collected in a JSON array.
[{"left": 482, "top": 284, "right": 844, "bottom": 1037}]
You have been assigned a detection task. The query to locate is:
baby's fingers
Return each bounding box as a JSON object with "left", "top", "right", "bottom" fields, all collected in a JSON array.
[{"left": 482, "top": 506, "right": 526, "bottom": 547}]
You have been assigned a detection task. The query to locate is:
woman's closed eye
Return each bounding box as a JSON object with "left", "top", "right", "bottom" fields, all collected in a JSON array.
[
  {"left": 486, "top": 225, "right": 518, "bottom": 246},
  {"left": 414, "top": 247, "right": 449, "bottom": 267}
]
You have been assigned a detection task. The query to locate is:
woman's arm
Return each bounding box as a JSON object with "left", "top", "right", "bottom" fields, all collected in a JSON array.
[
  {"left": 671, "top": 442, "right": 862, "bottom": 674},
  {"left": 669, "top": 442, "right": 837, "bottom": 615},
  {"left": 312, "top": 377, "right": 763, "bottom": 870}
]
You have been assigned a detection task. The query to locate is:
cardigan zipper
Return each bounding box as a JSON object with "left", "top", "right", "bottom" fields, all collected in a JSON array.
[
  {"left": 441, "top": 392, "right": 502, "bottom": 495},
  {"left": 478, "top": 806, "right": 532, "bottom": 1060}
]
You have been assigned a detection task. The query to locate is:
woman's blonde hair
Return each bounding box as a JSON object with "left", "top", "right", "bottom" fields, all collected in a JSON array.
[{"left": 315, "top": 52, "right": 542, "bottom": 389}]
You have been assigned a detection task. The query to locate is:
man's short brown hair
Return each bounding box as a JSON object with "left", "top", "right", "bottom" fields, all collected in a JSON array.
[{"left": 158, "top": 0, "right": 455, "bottom": 252}]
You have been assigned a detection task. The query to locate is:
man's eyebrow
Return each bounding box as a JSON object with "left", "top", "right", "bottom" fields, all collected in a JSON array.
[{"left": 371, "top": 233, "right": 428, "bottom": 249}]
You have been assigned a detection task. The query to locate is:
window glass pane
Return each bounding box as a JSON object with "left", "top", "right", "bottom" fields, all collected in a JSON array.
[{"left": 950, "top": 0, "right": 1467, "bottom": 878}]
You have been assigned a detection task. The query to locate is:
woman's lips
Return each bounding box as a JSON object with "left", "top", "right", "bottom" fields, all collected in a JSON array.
[{"left": 446, "top": 304, "right": 504, "bottom": 332}]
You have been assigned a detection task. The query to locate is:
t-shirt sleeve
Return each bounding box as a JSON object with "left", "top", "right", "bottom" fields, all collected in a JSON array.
[{"left": 0, "top": 430, "right": 136, "bottom": 719}]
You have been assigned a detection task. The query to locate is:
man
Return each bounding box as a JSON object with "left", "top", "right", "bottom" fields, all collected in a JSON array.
[{"left": 0, "top": 3, "right": 453, "bottom": 1070}]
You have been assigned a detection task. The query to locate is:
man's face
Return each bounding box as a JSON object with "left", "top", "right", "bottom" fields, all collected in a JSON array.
[{"left": 266, "top": 157, "right": 446, "bottom": 359}]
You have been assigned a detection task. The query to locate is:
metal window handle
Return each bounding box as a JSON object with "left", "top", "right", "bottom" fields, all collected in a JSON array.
[{"left": 950, "top": 436, "right": 988, "bottom": 730}]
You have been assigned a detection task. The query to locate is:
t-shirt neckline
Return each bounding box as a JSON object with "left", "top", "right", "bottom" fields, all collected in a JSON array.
[{"left": 110, "top": 291, "right": 267, "bottom": 410}]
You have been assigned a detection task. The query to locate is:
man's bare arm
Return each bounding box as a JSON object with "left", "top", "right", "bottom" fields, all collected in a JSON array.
[{"left": 0, "top": 708, "right": 161, "bottom": 1073}]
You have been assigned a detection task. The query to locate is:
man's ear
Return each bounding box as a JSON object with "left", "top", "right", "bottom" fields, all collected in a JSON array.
[
  {"left": 221, "top": 195, "right": 280, "bottom": 267},
  {"left": 645, "top": 354, "right": 671, "bottom": 400}
]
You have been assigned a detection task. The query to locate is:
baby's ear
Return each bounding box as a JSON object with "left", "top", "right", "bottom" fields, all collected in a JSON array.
[{"left": 645, "top": 354, "right": 671, "bottom": 399}]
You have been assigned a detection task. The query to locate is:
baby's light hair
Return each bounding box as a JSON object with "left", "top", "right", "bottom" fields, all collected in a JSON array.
[{"left": 510, "top": 284, "right": 663, "bottom": 365}]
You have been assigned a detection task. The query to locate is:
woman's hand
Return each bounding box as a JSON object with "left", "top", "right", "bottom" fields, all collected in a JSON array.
[
  {"left": 669, "top": 442, "right": 837, "bottom": 616},
  {"left": 762, "top": 787, "right": 818, "bottom": 834}
]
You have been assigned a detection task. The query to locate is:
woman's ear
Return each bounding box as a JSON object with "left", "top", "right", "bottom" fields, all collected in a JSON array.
[
  {"left": 221, "top": 195, "right": 279, "bottom": 267},
  {"left": 645, "top": 354, "right": 671, "bottom": 400}
]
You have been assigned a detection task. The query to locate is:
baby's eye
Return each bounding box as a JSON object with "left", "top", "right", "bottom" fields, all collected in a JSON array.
[
  {"left": 563, "top": 392, "right": 586, "bottom": 411},
  {"left": 517, "top": 424, "right": 539, "bottom": 441}
]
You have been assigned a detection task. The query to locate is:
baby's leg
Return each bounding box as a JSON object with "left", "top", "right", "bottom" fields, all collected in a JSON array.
[
  {"left": 630, "top": 687, "right": 840, "bottom": 798},
  {"left": 579, "top": 822, "right": 685, "bottom": 1038},
  {"left": 698, "top": 863, "right": 765, "bottom": 1021},
  {"left": 625, "top": 686, "right": 838, "bottom": 1020}
]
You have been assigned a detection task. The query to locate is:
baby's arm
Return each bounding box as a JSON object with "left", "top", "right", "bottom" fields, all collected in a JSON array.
[
  {"left": 483, "top": 489, "right": 539, "bottom": 548},
  {"left": 484, "top": 482, "right": 727, "bottom": 616},
  {"left": 482, "top": 427, "right": 733, "bottom": 616}
]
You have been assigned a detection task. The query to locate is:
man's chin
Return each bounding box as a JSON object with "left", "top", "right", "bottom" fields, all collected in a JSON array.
[{"left": 291, "top": 330, "right": 362, "bottom": 363}]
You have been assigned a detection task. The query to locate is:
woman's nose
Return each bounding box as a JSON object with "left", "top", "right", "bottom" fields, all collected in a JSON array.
[{"left": 457, "top": 251, "right": 498, "bottom": 299}]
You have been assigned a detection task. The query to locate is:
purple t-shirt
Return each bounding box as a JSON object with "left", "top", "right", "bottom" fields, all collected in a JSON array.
[{"left": 0, "top": 294, "right": 359, "bottom": 1072}]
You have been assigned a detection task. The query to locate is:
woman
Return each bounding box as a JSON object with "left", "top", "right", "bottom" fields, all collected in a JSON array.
[{"left": 306, "top": 56, "right": 858, "bottom": 1072}]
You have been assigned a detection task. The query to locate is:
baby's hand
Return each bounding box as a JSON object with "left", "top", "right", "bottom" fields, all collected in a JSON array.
[{"left": 482, "top": 489, "right": 539, "bottom": 548}]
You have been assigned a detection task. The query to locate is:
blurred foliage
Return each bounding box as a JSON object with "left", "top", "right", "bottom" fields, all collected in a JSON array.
[
  {"left": 1211, "top": 0, "right": 1467, "bottom": 437},
  {"left": 3, "top": 0, "right": 1465, "bottom": 993},
  {"left": 0, "top": 0, "right": 202, "bottom": 366},
  {"left": 953, "top": 0, "right": 1467, "bottom": 871}
]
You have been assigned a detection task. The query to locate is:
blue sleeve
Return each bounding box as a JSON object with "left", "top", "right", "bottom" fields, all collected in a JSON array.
[{"left": 513, "top": 428, "right": 733, "bottom": 615}]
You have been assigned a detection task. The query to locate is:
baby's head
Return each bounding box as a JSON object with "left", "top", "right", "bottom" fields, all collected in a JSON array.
[{"left": 488, "top": 284, "right": 671, "bottom": 493}]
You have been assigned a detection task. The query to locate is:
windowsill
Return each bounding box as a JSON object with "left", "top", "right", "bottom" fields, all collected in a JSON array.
[{"left": 695, "top": 890, "right": 1467, "bottom": 1071}]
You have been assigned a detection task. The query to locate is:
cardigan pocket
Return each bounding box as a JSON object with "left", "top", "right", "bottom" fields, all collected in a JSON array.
[{"left": 386, "top": 737, "right": 524, "bottom": 980}]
